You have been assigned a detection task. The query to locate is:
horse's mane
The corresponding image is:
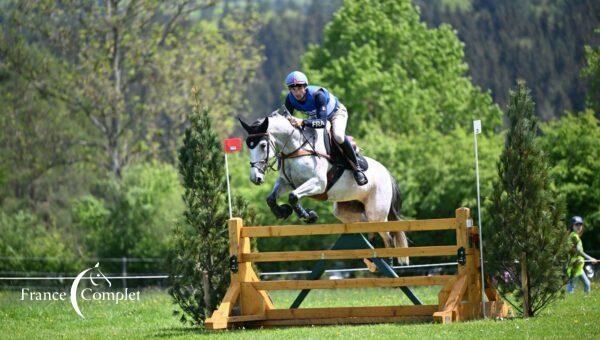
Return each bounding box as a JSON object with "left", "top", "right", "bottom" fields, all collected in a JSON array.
[
  {"left": 268, "top": 109, "right": 284, "bottom": 117},
  {"left": 248, "top": 110, "right": 282, "bottom": 127}
]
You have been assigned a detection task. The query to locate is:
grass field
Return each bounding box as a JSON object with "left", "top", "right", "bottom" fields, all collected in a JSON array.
[{"left": 2, "top": 284, "right": 599, "bottom": 339}]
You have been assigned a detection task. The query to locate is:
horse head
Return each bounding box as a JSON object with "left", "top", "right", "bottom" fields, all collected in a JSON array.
[
  {"left": 89, "top": 262, "right": 111, "bottom": 287},
  {"left": 239, "top": 116, "right": 276, "bottom": 185}
]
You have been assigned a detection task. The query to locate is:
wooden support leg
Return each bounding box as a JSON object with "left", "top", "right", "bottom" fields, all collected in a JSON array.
[
  {"left": 433, "top": 274, "right": 467, "bottom": 324},
  {"left": 205, "top": 283, "right": 241, "bottom": 330}
]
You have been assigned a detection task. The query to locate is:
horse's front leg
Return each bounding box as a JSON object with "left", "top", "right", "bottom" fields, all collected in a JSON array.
[
  {"left": 266, "top": 178, "right": 293, "bottom": 220},
  {"left": 288, "top": 177, "right": 326, "bottom": 224}
]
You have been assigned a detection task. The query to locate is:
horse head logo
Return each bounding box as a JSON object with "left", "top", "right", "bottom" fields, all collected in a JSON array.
[{"left": 70, "top": 262, "right": 111, "bottom": 319}]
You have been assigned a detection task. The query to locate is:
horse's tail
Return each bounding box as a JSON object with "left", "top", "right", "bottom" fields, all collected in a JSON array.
[
  {"left": 387, "top": 173, "right": 403, "bottom": 221},
  {"left": 387, "top": 172, "right": 409, "bottom": 265}
]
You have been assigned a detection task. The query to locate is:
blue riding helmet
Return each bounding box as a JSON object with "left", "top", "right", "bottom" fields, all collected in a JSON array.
[{"left": 285, "top": 71, "right": 308, "bottom": 86}]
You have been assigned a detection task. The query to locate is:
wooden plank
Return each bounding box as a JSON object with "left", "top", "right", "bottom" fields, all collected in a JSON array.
[
  {"left": 438, "top": 276, "right": 458, "bottom": 308},
  {"left": 441, "top": 274, "right": 468, "bottom": 311},
  {"left": 241, "top": 218, "right": 457, "bottom": 238},
  {"left": 242, "top": 246, "right": 459, "bottom": 263},
  {"left": 227, "top": 314, "right": 267, "bottom": 323},
  {"left": 225, "top": 305, "right": 439, "bottom": 328},
  {"left": 265, "top": 305, "right": 439, "bottom": 319},
  {"left": 243, "top": 315, "right": 433, "bottom": 327},
  {"left": 249, "top": 275, "right": 455, "bottom": 290},
  {"left": 433, "top": 274, "right": 467, "bottom": 324},
  {"left": 205, "top": 283, "right": 240, "bottom": 330}
]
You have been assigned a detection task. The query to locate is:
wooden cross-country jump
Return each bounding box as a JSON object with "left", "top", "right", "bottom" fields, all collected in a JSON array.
[{"left": 206, "top": 208, "right": 510, "bottom": 329}]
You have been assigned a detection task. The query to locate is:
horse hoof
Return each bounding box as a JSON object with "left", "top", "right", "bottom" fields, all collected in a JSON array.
[
  {"left": 305, "top": 210, "right": 318, "bottom": 224},
  {"left": 276, "top": 204, "right": 293, "bottom": 219}
]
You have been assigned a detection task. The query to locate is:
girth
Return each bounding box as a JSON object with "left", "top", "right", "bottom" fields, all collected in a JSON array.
[{"left": 279, "top": 148, "right": 344, "bottom": 201}]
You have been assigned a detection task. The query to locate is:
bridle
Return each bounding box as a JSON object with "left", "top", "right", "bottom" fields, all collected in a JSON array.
[{"left": 247, "top": 132, "right": 279, "bottom": 175}]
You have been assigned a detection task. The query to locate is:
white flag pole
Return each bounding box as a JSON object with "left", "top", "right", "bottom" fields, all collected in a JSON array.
[
  {"left": 473, "top": 119, "right": 486, "bottom": 318},
  {"left": 225, "top": 153, "right": 233, "bottom": 219}
]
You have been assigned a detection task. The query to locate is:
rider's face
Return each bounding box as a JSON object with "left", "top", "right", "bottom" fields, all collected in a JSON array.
[{"left": 289, "top": 85, "right": 307, "bottom": 101}]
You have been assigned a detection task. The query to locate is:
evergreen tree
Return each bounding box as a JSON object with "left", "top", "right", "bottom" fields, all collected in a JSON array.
[
  {"left": 485, "top": 81, "right": 568, "bottom": 317},
  {"left": 169, "top": 92, "right": 254, "bottom": 325}
]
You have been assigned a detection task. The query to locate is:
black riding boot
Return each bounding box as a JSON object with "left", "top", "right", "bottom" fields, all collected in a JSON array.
[{"left": 339, "top": 137, "right": 368, "bottom": 186}]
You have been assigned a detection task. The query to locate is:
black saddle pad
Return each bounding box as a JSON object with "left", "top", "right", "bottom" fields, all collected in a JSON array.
[{"left": 324, "top": 129, "right": 369, "bottom": 171}]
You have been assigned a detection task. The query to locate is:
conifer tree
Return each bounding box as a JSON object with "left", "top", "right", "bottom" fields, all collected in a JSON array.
[
  {"left": 169, "top": 92, "right": 253, "bottom": 325},
  {"left": 485, "top": 81, "right": 568, "bottom": 317}
]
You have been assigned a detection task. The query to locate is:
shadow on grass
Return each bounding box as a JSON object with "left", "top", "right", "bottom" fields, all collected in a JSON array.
[
  {"left": 154, "top": 325, "right": 254, "bottom": 337},
  {"left": 153, "top": 326, "right": 211, "bottom": 337}
]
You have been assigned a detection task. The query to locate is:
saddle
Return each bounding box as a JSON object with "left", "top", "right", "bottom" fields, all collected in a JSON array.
[{"left": 309, "top": 128, "right": 369, "bottom": 201}]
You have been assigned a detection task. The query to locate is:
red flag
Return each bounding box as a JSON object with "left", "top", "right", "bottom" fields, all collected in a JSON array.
[{"left": 223, "top": 137, "right": 242, "bottom": 153}]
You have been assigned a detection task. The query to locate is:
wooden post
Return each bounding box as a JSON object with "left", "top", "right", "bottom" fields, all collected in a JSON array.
[
  {"left": 455, "top": 208, "right": 469, "bottom": 278},
  {"left": 466, "top": 225, "right": 483, "bottom": 320},
  {"left": 230, "top": 218, "right": 274, "bottom": 316}
]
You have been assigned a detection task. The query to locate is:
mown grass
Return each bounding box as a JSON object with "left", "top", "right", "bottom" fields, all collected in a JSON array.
[{"left": 1, "top": 283, "right": 599, "bottom": 339}]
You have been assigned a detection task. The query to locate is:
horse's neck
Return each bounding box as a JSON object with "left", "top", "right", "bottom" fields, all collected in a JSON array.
[{"left": 269, "top": 117, "right": 322, "bottom": 154}]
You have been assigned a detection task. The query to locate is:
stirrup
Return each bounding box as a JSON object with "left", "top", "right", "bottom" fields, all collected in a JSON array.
[{"left": 353, "top": 170, "right": 368, "bottom": 186}]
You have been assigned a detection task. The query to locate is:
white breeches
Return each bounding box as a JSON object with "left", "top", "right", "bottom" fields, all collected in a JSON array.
[{"left": 330, "top": 103, "right": 348, "bottom": 144}]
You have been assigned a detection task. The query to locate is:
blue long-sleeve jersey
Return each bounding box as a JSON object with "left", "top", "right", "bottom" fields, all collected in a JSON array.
[{"left": 284, "top": 86, "right": 339, "bottom": 128}]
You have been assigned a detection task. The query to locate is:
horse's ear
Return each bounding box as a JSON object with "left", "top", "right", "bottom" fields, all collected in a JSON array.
[
  {"left": 258, "top": 116, "right": 269, "bottom": 132},
  {"left": 238, "top": 116, "right": 252, "bottom": 133}
]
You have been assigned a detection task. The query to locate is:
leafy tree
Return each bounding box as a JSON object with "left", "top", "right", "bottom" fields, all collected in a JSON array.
[
  {"left": 540, "top": 110, "right": 600, "bottom": 252},
  {"left": 1, "top": 0, "right": 262, "bottom": 177},
  {"left": 302, "top": 0, "right": 502, "bottom": 137},
  {"left": 169, "top": 94, "right": 255, "bottom": 325},
  {"left": 300, "top": 0, "right": 503, "bottom": 221},
  {"left": 0, "top": 29, "right": 86, "bottom": 213},
  {"left": 248, "top": 0, "right": 342, "bottom": 116},
  {"left": 361, "top": 121, "right": 503, "bottom": 220},
  {"left": 0, "top": 210, "right": 83, "bottom": 277},
  {"left": 72, "top": 161, "right": 182, "bottom": 273},
  {"left": 485, "top": 81, "right": 568, "bottom": 317}
]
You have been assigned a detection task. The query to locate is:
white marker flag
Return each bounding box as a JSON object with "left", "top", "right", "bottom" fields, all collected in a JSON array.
[{"left": 473, "top": 120, "right": 482, "bottom": 134}]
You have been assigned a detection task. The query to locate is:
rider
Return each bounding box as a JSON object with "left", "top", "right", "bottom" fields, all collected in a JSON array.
[{"left": 282, "top": 71, "right": 368, "bottom": 186}]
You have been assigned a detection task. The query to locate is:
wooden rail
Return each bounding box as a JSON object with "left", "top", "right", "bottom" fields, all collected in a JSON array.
[
  {"left": 248, "top": 275, "right": 455, "bottom": 290},
  {"left": 242, "top": 246, "right": 459, "bottom": 263},
  {"left": 240, "top": 218, "right": 457, "bottom": 238},
  {"left": 205, "top": 208, "right": 511, "bottom": 330}
]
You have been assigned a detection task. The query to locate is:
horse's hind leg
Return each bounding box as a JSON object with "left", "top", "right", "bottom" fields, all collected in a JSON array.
[
  {"left": 333, "top": 202, "right": 378, "bottom": 272},
  {"left": 364, "top": 195, "right": 409, "bottom": 266}
]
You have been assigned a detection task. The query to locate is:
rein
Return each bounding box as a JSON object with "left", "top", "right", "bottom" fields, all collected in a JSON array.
[{"left": 278, "top": 124, "right": 330, "bottom": 189}]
